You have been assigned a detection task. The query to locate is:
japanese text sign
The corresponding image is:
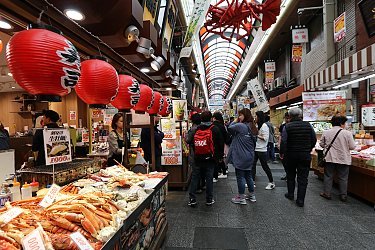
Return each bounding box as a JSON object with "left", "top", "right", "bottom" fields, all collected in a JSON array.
[
  {"left": 43, "top": 129, "right": 72, "bottom": 165},
  {"left": 292, "top": 28, "right": 309, "bottom": 43},
  {"left": 334, "top": 12, "right": 346, "bottom": 43}
]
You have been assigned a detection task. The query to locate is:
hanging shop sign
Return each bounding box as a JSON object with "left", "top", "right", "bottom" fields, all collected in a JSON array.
[
  {"left": 43, "top": 129, "right": 72, "bottom": 165},
  {"left": 160, "top": 118, "right": 176, "bottom": 139},
  {"left": 302, "top": 90, "right": 347, "bottom": 121},
  {"left": 265, "top": 72, "right": 275, "bottom": 89},
  {"left": 180, "top": 0, "right": 211, "bottom": 58},
  {"left": 291, "top": 45, "right": 303, "bottom": 62},
  {"left": 172, "top": 100, "right": 188, "bottom": 121},
  {"left": 247, "top": 79, "right": 270, "bottom": 112},
  {"left": 161, "top": 136, "right": 182, "bottom": 165},
  {"left": 334, "top": 12, "right": 346, "bottom": 43},
  {"left": 361, "top": 104, "right": 375, "bottom": 127},
  {"left": 264, "top": 61, "right": 276, "bottom": 72},
  {"left": 291, "top": 28, "right": 309, "bottom": 43}
]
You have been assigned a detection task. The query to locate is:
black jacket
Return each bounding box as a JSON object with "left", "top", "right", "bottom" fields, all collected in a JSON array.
[
  {"left": 194, "top": 122, "right": 223, "bottom": 162},
  {"left": 213, "top": 121, "right": 229, "bottom": 158},
  {"left": 32, "top": 123, "right": 60, "bottom": 166},
  {"left": 280, "top": 119, "right": 317, "bottom": 158},
  {"left": 140, "top": 126, "right": 164, "bottom": 162}
]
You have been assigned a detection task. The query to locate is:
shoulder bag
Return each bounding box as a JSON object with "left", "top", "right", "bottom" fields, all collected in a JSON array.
[{"left": 318, "top": 129, "right": 342, "bottom": 168}]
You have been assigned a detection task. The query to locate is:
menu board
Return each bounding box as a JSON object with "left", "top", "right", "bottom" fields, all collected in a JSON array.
[
  {"left": 43, "top": 129, "right": 72, "bottom": 165},
  {"left": 302, "top": 91, "right": 346, "bottom": 121},
  {"left": 361, "top": 104, "right": 375, "bottom": 127},
  {"left": 161, "top": 136, "right": 182, "bottom": 165},
  {"left": 160, "top": 118, "right": 176, "bottom": 139},
  {"left": 172, "top": 100, "right": 188, "bottom": 121}
]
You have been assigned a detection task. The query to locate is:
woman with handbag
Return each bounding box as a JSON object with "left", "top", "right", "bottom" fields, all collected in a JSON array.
[{"left": 319, "top": 116, "right": 356, "bottom": 202}]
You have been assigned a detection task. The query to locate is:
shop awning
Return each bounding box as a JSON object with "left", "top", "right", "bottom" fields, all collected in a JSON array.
[
  {"left": 304, "top": 43, "right": 375, "bottom": 91},
  {"left": 269, "top": 85, "right": 303, "bottom": 107}
]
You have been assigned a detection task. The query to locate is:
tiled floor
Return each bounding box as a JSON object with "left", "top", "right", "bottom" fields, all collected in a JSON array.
[{"left": 162, "top": 162, "right": 375, "bottom": 249}]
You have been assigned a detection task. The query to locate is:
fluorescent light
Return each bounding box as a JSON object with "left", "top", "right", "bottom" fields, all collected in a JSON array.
[
  {"left": 276, "top": 105, "right": 287, "bottom": 110},
  {"left": 287, "top": 106, "right": 298, "bottom": 110},
  {"left": 166, "top": 87, "right": 172, "bottom": 90},
  {"left": 289, "top": 101, "right": 303, "bottom": 106},
  {"left": 64, "top": 9, "right": 85, "bottom": 21},
  {"left": 7, "top": 72, "right": 13, "bottom": 77},
  {"left": 140, "top": 68, "right": 150, "bottom": 73},
  {"left": 11, "top": 86, "right": 15, "bottom": 89},
  {"left": 0, "top": 20, "right": 12, "bottom": 29},
  {"left": 333, "top": 73, "right": 375, "bottom": 89}
]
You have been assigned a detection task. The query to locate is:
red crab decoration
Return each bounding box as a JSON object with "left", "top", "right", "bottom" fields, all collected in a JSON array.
[{"left": 203, "top": 0, "right": 281, "bottom": 41}]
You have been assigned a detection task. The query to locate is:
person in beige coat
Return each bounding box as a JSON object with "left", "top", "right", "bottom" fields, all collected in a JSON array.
[{"left": 319, "top": 116, "right": 356, "bottom": 202}]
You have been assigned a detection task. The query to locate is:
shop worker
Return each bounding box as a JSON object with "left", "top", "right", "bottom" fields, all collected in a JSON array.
[
  {"left": 280, "top": 108, "right": 317, "bottom": 207},
  {"left": 108, "top": 113, "right": 124, "bottom": 167},
  {"left": 140, "top": 116, "right": 164, "bottom": 171},
  {"left": 0, "top": 122, "right": 10, "bottom": 150},
  {"left": 188, "top": 111, "right": 222, "bottom": 207},
  {"left": 32, "top": 110, "right": 60, "bottom": 166},
  {"left": 319, "top": 115, "right": 355, "bottom": 202}
]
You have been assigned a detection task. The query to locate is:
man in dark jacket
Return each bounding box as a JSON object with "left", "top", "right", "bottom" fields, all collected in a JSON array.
[
  {"left": 212, "top": 112, "right": 229, "bottom": 179},
  {"left": 32, "top": 110, "right": 60, "bottom": 166},
  {"left": 280, "top": 108, "right": 317, "bottom": 207},
  {"left": 140, "top": 116, "right": 164, "bottom": 171},
  {"left": 187, "top": 111, "right": 222, "bottom": 207}
]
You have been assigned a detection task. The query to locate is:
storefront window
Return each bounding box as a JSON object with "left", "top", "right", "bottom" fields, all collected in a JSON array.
[{"left": 156, "top": 0, "right": 167, "bottom": 36}]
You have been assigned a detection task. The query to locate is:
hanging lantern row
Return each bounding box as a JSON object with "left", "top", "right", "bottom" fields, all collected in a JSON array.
[{"left": 5, "top": 23, "right": 172, "bottom": 116}]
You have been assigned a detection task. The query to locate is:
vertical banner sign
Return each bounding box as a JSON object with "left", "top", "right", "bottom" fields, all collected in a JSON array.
[
  {"left": 302, "top": 91, "right": 347, "bottom": 121},
  {"left": 265, "top": 72, "right": 275, "bottom": 89},
  {"left": 179, "top": 0, "right": 211, "bottom": 58},
  {"left": 247, "top": 79, "right": 270, "bottom": 112},
  {"left": 160, "top": 118, "right": 176, "bottom": 139},
  {"left": 172, "top": 100, "right": 188, "bottom": 121},
  {"left": 292, "top": 45, "right": 303, "bottom": 62},
  {"left": 264, "top": 61, "right": 276, "bottom": 72},
  {"left": 334, "top": 12, "right": 346, "bottom": 43},
  {"left": 361, "top": 104, "right": 375, "bottom": 127},
  {"left": 43, "top": 129, "right": 72, "bottom": 165},
  {"left": 292, "top": 28, "right": 309, "bottom": 43}
]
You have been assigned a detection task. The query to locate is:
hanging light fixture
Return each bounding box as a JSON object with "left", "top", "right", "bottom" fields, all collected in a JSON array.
[{"left": 150, "top": 55, "right": 165, "bottom": 71}]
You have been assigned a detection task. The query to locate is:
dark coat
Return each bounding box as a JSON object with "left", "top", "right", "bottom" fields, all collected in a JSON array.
[{"left": 140, "top": 126, "right": 164, "bottom": 163}]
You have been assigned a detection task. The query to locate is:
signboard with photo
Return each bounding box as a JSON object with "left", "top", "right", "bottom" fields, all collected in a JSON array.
[
  {"left": 292, "top": 28, "right": 309, "bottom": 43},
  {"left": 160, "top": 118, "right": 176, "bottom": 139},
  {"left": 161, "top": 136, "right": 182, "bottom": 165},
  {"left": 291, "top": 45, "right": 303, "bottom": 62},
  {"left": 236, "top": 96, "right": 251, "bottom": 112},
  {"left": 361, "top": 104, "right": 375, "bottom": 127},
  {"left": 302, "top": 91, "right": 347, "bottom": 121},
  {"left": 43, "top": 129, "right": 72, "bottom": 165},
  {"left": 334, "top": 12, "right": 346, "bottom": 43},
  {"left": 265, "top": 71, "right": 275, "bottom": 88},
  {"left": 172, "top": 100, "right": 188, "bottom": 121}
]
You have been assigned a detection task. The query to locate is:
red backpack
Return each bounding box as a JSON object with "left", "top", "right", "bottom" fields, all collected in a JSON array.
[{"left": 194, "top": 125, "right": 214, "bottom": 157}]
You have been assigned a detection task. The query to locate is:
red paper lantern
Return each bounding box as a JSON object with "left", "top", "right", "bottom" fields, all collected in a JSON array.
[
  {"left": 133, "top": 84, "right": 154, "bottom": 114},
  {"left": 147, "top": 91, "right": 164, "bottom": 116},
  {"left": 158, "top": 96, "right": 173, "bottom": 117},
  {"left": 6, "top": 25, "right": 81, "bottom": 98},
  {"left": 75, "top": 58, "right": 119, "bottom": 107},
  {"left": 111, "top": 75, "right": 141, "bottom": 112}
]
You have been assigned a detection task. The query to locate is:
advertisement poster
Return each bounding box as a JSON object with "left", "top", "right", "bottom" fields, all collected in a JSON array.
[
  {"left": 161, "top": 136, "right": 182, "bottom": 165},
  {"left": 43, "top": 129, "right": 72, "bottom": 165},
  {"left": 69, "top": 111, "right": 76, "bottom": 121},
  {"left": 247, "top": 79, "right": 270, "bottom": 112},
  {"left": 172, "top": 100, "right": 188, "bottom": 121},
  {"left": 334, "top": 12, "right": 346, "bottom": 43},
  {"left": 265, "top": 61, "right": 276, "bottom": 72},
  {"left": 160, "top": 118, "right": 176, "bottom": 139},
  {"left": 292, "top": 28, "right": 309, "bottom": 43},
  {"left": 265, "top": 71, "right": 275, "bottom": 88},
  {"left": 302, "top": 91, "right": 347, "bottom": 121},
  {"left": 292, "top": 45, "right": 303, "bottom": 62},
  {"left": 361, "top": 104, "right": 375, "bottom": 127},
  {"left": 92, "top": 109, "right": 102, "bottom": 119},
  {"left": 236, "top": 96, "right": 251, "bottom": 112}
]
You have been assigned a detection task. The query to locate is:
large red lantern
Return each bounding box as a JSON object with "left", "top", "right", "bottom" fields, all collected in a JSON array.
[
  {"left": 158, "top": 96, "right": 173, "bottom": 117},
  {"left": 147, "top": 91, "right": 164, "bottom": 116},
  {"left": 111, "top": 74, "right": 140, "bottom": 112},
  {"left": 133, "top": 84, "right": 154, "bottom": 114},
  {"left": 6, "top": 24, "right": 81, "bottom": 99},
  {"left": 75, "top": 57, "right": 119, "bottom": 108}
]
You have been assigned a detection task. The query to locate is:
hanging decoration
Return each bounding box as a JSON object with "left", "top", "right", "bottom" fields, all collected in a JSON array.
[
  {"left": 111, "top": 74, "right": 141, "bottom": 112},
  {"left": 203, "top": 0, "right": 281, "bottom": 41},
  {"left": 147, "top": 91, "right": 164, "bottom": 116},
  {"left": 6, "top": 24, "right": 81, "bottom": 99},
  {"left": 158, "top": 96, "right": 173, "bottom": 117},
  {"left": 75, "top": 57, "right": 119, "bottom": 108},
  {"left": 133, "top": 84, "right": 154, "bottom": 114}
]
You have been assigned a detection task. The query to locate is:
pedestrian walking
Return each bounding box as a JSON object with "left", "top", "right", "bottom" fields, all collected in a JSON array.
[
  {"left": 278, "top": 112, "right": 291, "bottom": 180},
  {"left": 280, "top": 108, "right": 317, "bottom": 207},
  {"left": 252, "top": 111, "right": 275, "bottom": 190},
  {"left": 319, "top": 115, "right": 355, "bottom": 202},
  {"left": 265, "top": 115, "right": 277, "bottom": 163},
  {"left": 227, "top": 108, "right": 258, "bottom": 205}
]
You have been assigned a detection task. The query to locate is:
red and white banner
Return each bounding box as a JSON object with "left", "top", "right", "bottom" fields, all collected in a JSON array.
[{"left": 334, "top": 12, "right": 346, "bottom": 43}]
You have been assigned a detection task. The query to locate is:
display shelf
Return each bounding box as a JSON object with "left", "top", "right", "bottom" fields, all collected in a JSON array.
[
  {"left": 9, "top": 110, "right": 43, "bottom": 114},
  {"left": 11, "top": 99, "right": 37, "bottom": 103}
]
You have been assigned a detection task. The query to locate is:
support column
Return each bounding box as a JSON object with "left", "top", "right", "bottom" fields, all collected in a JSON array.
[{"left": 323, "top": 0, "right": 336, "bottom": 66}]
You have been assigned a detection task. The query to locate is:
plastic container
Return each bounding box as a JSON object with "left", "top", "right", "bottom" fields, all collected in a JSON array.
[
  {"left": 30, "top": 178, "right": 39, "bottom": 197},
  {"left": 10, "top": 178, "right": 21, "bottom": 201},
  {"left": 21, "top": 182, "right": 32, "bottom": 200}
]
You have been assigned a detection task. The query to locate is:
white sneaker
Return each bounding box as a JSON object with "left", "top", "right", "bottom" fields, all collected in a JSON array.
[
  {"left": 213, "top": 178, "right": 218, "bottom": 183},
  {"left": 218, "top": 174, "right": 227, "bottom": 179},
  {"left": 265, "top": 182, "right": 275, "bottom": 190}
]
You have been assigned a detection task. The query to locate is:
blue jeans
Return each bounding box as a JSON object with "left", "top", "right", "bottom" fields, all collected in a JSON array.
[
  {"left": 189, "top": 159, "right": 215, "bottom": 202},
  {"left": 235, "top": 168, "right": 255, "bottom": 195}
]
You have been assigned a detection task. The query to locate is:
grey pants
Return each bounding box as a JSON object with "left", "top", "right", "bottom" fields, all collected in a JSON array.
[{"left": 324, "top": 162, "right": 350, "bottom": 196}]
